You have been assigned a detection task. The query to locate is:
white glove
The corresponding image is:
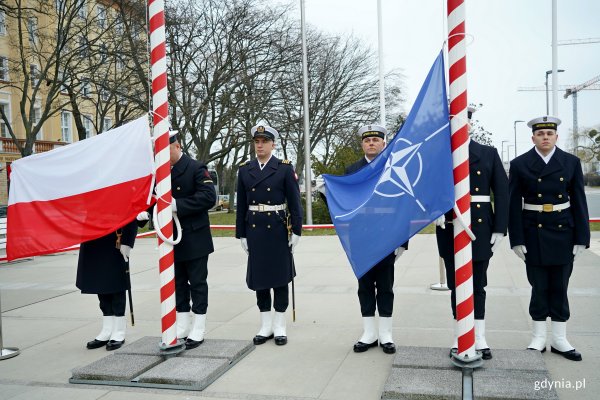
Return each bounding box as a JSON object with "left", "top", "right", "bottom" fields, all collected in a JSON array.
[
  {"left": 171, "top": 198, "right": 177, "bottom": 213},
  {"left": 288, "top": 233, "right": 300, "bottom": 253},
  {"left": 240, "top": 238, "right": 249, "bottom": 255},
  {"left": 136, "top": 211, "right": 150, "bottom": 221},
  {"left": 573, "top": 245, "right": 586, "bottom": 261},
  {"left": 490, "top": 232, "right": 504, "bottom": 253},
  {"left": 434, "top": 214, "right": 446, "bottom": 229},
  {"left": 512, "top": 245, "right": 527, "bottom": 261},
  {"left": 315, "top": 176, "right": 326, "bottom": 195},
  {"left": 394, "top": 246, "right": 406, "bottom": 261},
  {"left": 120, "top": 244, "right": 132, "bottom": 262}
]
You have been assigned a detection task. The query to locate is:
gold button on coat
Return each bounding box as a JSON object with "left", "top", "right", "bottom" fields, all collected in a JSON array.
[
  {"left": 538, "top": 194, "right": 542, "bottom": 198},
  {"left": 267, "top": 212, "right": 271, "bottom": 216},
  {"left": 558, "top": 224, "right": 562, "bottom": 228},
  {"left": 252, "top": 188, "right": 256, "bottom": 191},
  {"left": 267, "top": 201, "right": 271, "bottom": 204},
  {"left": 252, "top": 212, "right": 256, "bottom": 215},
  {"left": 177, "top": 186, "right": 181, "bottom": 190},
  {"left": 560, "top": 177, "right": 564, "bottom": 181},
  {"left": 252, "top": 224, "right": 256, "bottom": 228},
  {"left": 267, "top": 188, "right": 271, "bottom": 191},
  {"left": 538, "top": 178, "right": 542, "bottom": 182},
  {"left": 538, "top": 224, "right": 542, "bottom": 228},
  {"left": 475, "top": 187, "right": 479, "bottom": 192},
  {"left": 558, "top": 194, "right": 563, "bottom": 198},
  {"left": 477, "top": 170, "right": 481, "bottom": 175},
  {"left": 477, "top": 218, "right": 482, "bottom": 223},
  {"left": 476, "top": 204, "right": 481, "bottom": 208},
  {"left": 267, "top": 225, "right": 271, "bottom": 229}
]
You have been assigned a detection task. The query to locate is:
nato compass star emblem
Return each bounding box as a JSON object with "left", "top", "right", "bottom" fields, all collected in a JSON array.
[
  {"left": 374, "top": 139, "right": 425, "bottom": 210},
  {"left": 374, "top": 122, "right": 449, "bottom": 212},
  {"left": 335, "top": 123, "right": 449, "bottom": 219}
]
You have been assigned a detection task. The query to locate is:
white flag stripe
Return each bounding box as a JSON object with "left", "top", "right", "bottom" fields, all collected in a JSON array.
[{"left": 8, "top": 117, "right": 153, "bottom": 205}]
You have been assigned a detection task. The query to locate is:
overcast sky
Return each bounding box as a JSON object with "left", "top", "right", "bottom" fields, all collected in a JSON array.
[{"left": 275, "top": 0, "right": 599, "bottom": 160}]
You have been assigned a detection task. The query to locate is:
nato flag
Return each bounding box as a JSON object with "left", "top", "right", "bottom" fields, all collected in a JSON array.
[{"left": 323, "top": 51, "right": 453, "bottom": 278}]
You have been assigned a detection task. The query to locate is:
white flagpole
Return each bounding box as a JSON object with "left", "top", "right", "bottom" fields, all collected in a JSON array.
[
  {"left": 377, "top": 0, "right": 386, "bottom": 132},
  {"left": 300, "top": 0, "right": 312, "bottom": 224},
  {"left": 551, "top": 0, "right": 558, "bottom": 115}
]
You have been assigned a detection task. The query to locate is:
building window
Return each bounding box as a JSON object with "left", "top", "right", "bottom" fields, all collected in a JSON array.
[
  {"left": 81, "top": 78, "right": 91, "bottom": 97},
  {"left": 0, "top": 102, "right": 9, "bottom": 138},
  {"left": 27, "top": 17, "right": 38, "bottom": 45},
  {"left": 79, "top": 35, "right": 89, "bottom": 58},
  {"left": 30, "top": 64, "right": 39, "bottom": 87},
  {"left": 61, "top": 111, "right": 72, "bottom": 142},
  {"left": 97, "top": 5, "right": 107, "bottom": 29},
  {"left": 0, "top": 11, "right": 6, "bottom": 35},
  {"left": 78, "top": 0, "right": 87, "bottom": 19},
  {"left": 0, "top": 57, "right": 8, "bottom": 81},
  {"left": 83, "top": 115, "right": 94, "bottom": 138},
  {"left": 102, "top": 117, "right": 112, "bottom": 133}
]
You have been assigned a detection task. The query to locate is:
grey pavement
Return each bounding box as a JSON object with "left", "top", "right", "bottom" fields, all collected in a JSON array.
[{"left": 1, "top": 233, "right": 599, "bottom": 400}]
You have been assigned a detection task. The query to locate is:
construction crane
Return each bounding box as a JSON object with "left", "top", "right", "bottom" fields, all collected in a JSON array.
[
  {"left": 564, "top": 75, "right": 600, "bottom": 151},
  {"left": 557, "top": 38, "right": 600, "bottom": 46}
]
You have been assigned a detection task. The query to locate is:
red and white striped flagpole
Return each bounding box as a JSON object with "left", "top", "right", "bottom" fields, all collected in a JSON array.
[
  {"left": 148, "top": 0, "right": 178, "bottom": 349},
  {"left": 447, "top": 0, "right": 476, "bottom": 360}
]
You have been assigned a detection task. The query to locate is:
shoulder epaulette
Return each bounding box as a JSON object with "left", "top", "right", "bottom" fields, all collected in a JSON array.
[
  {"left": 239, "top": 161, "right": 249, "bottom": 167},
  {"left": 280, "top": 159, "right": 292, "bottom": 165}
]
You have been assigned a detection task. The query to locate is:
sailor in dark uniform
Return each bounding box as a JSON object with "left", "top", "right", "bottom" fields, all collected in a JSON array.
[
  {"left": 509, "top": 115, "right": 589, "bottom": 361},
  {"left": 235, "top": 124, "right": 303, "bottom": 346},
  {"left": 137, "top": 130, "right": 216, "bottom": 350},
  {"left": 317, "top": 124, "right": 407, "bottom": 354},
  {"left": 435, "top": 106, "right": 508, "bottom": 360},
  {"left": 77, "top": 220, "right": 137, "bottom": 350}
]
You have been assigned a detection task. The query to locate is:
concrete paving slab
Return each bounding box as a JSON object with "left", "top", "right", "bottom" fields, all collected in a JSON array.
[
  {"left": 391, "top": 347, "right": 548, "bottom": 372},
  {"left": 136, "top": 357, "right": 229, "bottom": 390},
  {"left": 474, "top": 369, "right": 559, "bottom": 400},
  {"left": 71, "top": 354, "right": 163, "bottom": 382},
  {"left": 382, "top": 367, "right": 462, "bottom": 399},
  {"left": 180, "top": 339, "right": 254, "bottom": 362}
]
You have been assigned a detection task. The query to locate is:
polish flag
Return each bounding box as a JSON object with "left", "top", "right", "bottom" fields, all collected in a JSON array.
[{"left": 7, "top": 116, "right": 154, "bottom": 260}]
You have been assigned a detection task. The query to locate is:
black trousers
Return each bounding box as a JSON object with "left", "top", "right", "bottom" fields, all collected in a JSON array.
[
  {"left": 175, "top": 256, "right": 209, "bottom": 315},
  {"left": 526, "top": 263, "right": 572, "bottom": 322},
  {"left": 444, "top": 258, "right": 489, "bottom": 320},
  {"left": 256, "top": 285, "right": 289, "bottom": 312},
  {"left": 98, "top": 292, "right": 126, "bottom": 317},
  {"left": 358, "top": 253, "right": 395, "bottom": 317}
]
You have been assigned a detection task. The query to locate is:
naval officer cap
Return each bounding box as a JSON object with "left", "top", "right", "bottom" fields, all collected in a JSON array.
[
  {"left": 251, "top": 124, "right": 278, "bottom": 141},
  {"left": 357, "top": 124, "right": 387, "bottom": 140},
  {"left": 169, "top": 130, "right": 179, "bottom": 144},
  {"left": 527, "top": 116, "right": 561, "bottom": 132}
]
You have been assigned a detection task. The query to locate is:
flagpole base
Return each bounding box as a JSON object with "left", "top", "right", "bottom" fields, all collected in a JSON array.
[
  {"left": 450, "top": 348, "right": 484, "bottom": 369},
  {"left": 430, "top": 282, "right": 449, "bottom": 291},
  {"left": 0, "top": 347, "right": 20, "bottom": 361},
  {"left": 159, "top": 339, "right": 186, "bottom": 358}
]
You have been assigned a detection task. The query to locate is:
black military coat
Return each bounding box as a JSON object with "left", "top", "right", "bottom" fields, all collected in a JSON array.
[
  {"left": 236, "top": 157, "right": 303, "bottom": 291},
  {"left": 508, "top": 147, "right": 590, "bottom": 265},
  {"left": 170, "top": 154, "right": 216, "bottom": 262},
  {"left": 345, "top": 157, "right": 408, "bottom": 253},
  {"left": 436, "top": 141, "right": 509, "bottom": 261},
  {"left": 76, "top": 220, "right": 137, "bottom": 294}
]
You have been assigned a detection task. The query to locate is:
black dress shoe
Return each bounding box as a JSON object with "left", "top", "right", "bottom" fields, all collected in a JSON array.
[
  {"left": 274, "top": 336, "right": 287, "bottom": 346},
  {"left": 353, "top": 340, "right": 378, "bottom": 353},
  {"left": 527, "top": 347, "right": 546, "bottom": 353},
  {"left": 253, "top": 333, "right": 274, "bottom": 345},
  {"left": 106, "top": 340, "right": 124, "bottom": 351},
  {"left": 185, "top": 338, "right": 204, "bottom": 350},
  {"left": 479, "top": 348, "right": 492, "bottom": 360},
  {"left": 86, "top": 339, "right": 108, "bottom": 349},
  {"left": 380, "top": 342, "right": 396, "bottom": 354},
  {"left": 551, "top": 347, "right": 582, "bottom": 361}
]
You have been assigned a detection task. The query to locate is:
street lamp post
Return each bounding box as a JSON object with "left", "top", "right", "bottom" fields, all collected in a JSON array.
[
  {"left": 545, "top": 69, "right": 565, "bottom": 115},
  {"left": 507, "top": 145, "right": 514, "bottom": 161},
  {"left": 501, "top": 140, "right": 509, "bottom": 163},
  {"left": 513, "top": 120, "right": 525, "bottom": 158}
]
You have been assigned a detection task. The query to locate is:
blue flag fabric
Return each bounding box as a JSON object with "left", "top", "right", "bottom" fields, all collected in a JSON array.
[{"left": 323, "top": 51, "right": 453, "bottom": 279}]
